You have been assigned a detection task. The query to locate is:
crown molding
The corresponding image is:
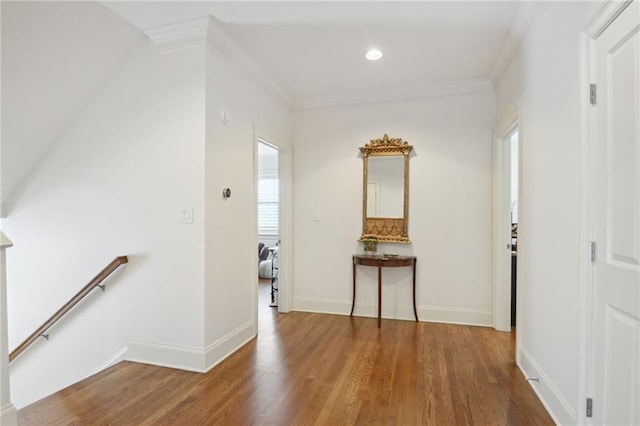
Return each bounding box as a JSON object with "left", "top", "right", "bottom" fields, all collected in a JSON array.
[
  {"left": 144, "top": 16, "right": 209, "bottom": 52},
  {"left": 205, "top": 16, "right": 293, "bottom": 108},
  {"left": 292, "top": 78, "right": 495, "bottom": 111},
  {"left": 489, "top": 0, "right": 549, "bottom": 87},
  {"left": 0, "top": 231, "right": 13, "bottom": 248},
  {"left": 142, "top": 15, "right": 292, "bottom": 108},
  {"left": 142, "top": 14, "right": 507, "bottom": 112}
]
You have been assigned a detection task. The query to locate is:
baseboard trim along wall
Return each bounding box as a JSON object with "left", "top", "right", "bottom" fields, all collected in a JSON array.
[
  {"left": 204, "top": 320, "right": 255, "bottom": 372},
  {"left": 0, "top": 403, "right": 18, "bottom": 426},
  {"left": 91, "top": 346, "right": 128, "bottom": 376},
  {"left": 293, "top": 297, "right": 493, "bottom": 327},
  {"left": 125, "top": 339, "right": 209, "bottom": 372},
  {"left": 518, "top": 345, "right": 576, "bottom": 425},
  {"left": 123, "top": 321, "right": 256, "bottom": 374}
]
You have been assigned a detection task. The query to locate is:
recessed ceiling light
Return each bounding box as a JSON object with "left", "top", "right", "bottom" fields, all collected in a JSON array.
[{"left": 365, "top": 49, "right": 383, "bottom": 61}]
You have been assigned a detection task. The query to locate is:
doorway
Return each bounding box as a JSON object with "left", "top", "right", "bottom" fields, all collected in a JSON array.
[
  {"left": 508, "top": 130, "right": 519, "bottom": 327},
  {"left": 257, "top": 140, "right": 280, "bottom": 318},
  {"left": 493, "top": 119, "right": 521, "bottom": 336}
]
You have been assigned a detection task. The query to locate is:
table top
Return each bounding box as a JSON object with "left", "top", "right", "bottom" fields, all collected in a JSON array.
[
  {"left": 353, "top": 254, "right": 416, "bottom": 267},
  {"left": 353, "top": 254, "right": 415, "bottom": 259}
]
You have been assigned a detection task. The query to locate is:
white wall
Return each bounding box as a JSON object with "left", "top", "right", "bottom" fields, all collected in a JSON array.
[
  {"left": 494, "top": 2, "right": 600, "bottom": 424},
  {"left": 204, "top": 21, "right": 292, "bottom": 354},
  {"left": 1, "top": 9, "right": 293, "bottom": 406},
  {"left": 1, "top": 39, "right": 207, "bottom": 407},
  {"left": 292, "top": 93, "right": 495, "bottom": 324},
  {"left": 1, "top": 2, "right": 145, "bottom": 211}
]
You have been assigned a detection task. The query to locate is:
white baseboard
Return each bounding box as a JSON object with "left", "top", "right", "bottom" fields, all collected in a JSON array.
[
  {"left": 518, "top": 345, "right": 576, "bottom": 425},
  {"left": 125, "top": 339, "right": 208, "bottom": 373},
  {"left": 204, "top": 320, "right": 255, "bottom": 372},
  {"left": 124, "top": 321, "right": 256, "bottom": 374},
  {"left": 293, "top": 297, "right": 493, "bottom": 327},
  {"left": 91, "top": 346, "right": 128, "bottom": 376},
  {"left": 0, "top": 403, "right": 18, "bottom": 426}
]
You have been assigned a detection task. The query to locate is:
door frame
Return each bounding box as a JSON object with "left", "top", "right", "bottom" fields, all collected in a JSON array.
[
  {"left": 493, "top": 110, "right": 521, "bottom": 335},
  {"left": 254, "top": 129, "right": 293, "bottom": 321},
  {"left": 580, "top": 1, "right": 634, "bottom": 423}
]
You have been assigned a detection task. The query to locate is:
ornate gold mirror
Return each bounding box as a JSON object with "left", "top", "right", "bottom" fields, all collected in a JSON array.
[{"left": 360, "top": 134, "right": 413, "bottom": 243}]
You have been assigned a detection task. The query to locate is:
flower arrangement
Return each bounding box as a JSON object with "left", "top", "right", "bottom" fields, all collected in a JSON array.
[{"left": 362, "top": 235, "right": 379, "bottom": 254}]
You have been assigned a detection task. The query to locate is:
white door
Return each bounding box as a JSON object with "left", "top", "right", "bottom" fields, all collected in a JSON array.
[{"left": 592, "top": 1, "right": 640, "bottom": 424}]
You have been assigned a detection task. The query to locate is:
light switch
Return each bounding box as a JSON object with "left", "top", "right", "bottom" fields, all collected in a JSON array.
[
  {"left": 313, "top": 210, "right": 321, "bottom": 222},
  {"left": 179, "top": 207, "right": 193, "bottom": 224}
]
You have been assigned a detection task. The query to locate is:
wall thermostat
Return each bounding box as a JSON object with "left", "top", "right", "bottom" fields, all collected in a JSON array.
[{"left": 222, "top": 188, "right": 231, "bottom": 199}]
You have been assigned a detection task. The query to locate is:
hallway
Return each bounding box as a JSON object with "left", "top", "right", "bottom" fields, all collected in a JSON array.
[{"left": 18, "top": 297, "right": 552, "bottom": 425}]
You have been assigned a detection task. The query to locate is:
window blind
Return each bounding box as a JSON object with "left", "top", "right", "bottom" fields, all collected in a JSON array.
[{"left": 258, "top": 177, "right": 279, "bottom": 234}]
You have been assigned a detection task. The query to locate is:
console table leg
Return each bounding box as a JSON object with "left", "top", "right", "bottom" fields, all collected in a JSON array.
[
  {"left": 412, "top": 258, "right": 418, "bottom": 322},
  {"left": 378, "top": 266, "right": 382, "bottom": 328},
  {"left": 351, "top": 261, "right": 356, "bottom": 316}
]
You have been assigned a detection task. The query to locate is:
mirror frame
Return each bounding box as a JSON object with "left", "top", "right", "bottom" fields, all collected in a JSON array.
[{"left": 359, "top": 134, "right": 413, "bottom": 243}]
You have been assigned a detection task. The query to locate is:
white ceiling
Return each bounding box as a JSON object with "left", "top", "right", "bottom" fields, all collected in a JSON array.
[
  {"left": 102, "top": 1, "right": 524, "bottom": 104},
  {"left": 1, "top": 1, "right": 526, "bottom": 214}
]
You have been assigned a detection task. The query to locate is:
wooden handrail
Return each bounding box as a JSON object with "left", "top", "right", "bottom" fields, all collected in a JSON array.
[{"left": 9, "top": 256, "right": 129, "bottom": 363}]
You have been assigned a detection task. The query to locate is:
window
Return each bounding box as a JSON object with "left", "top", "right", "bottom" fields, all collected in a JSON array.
[
  {"left": 258, "top": 175, "right": 279, "bottom": 234},
  {"left": 258, "top": 142, "right": 279, "bottom": 235}
]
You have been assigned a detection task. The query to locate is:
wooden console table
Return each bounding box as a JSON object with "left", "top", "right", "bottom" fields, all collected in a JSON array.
[{"left": 351, "top": 254, "right": 418, "bottom": 328}]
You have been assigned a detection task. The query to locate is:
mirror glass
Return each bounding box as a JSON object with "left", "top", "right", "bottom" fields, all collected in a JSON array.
[
  {"left": 360, "top": 135, "right": 413, "bottom": 243},
  {"left": 366, "top": 156, "right": 404, "bottom": 217}
]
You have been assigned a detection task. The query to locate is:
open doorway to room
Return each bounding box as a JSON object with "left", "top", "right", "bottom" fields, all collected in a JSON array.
[
  {"left": 257, "top": 140, "right": 279, "bottom": 322},
  {"left": 508, "top": 130, "right": 519, "bottom": 328},
  {"left": 493, "top": 118, "right": 521, "bottom": 347}
]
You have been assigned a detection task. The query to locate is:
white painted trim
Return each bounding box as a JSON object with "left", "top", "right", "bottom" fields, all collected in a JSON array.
[
  {"left": 143, "top": 17, "right": 209, "bottom": 52},
  {"left": 125, "top": 339, "right": 207, "bottom": 373},
  {"left": 577, "top": 28, "right": 596, "bottom": 426},
  {"left": 143, "top": 16, "right": 291, "bottom": 108},
  {"left": 144, "top": 17, "right": 499, "bottom": 113},
  {"left": 293, "top": 297, "right": 493, "bottom": 327},
  {"left": 495, "top": 106, "right": 520, "bottom": 140},
  {"left": 490, "top": 0, "right": 549, "bottom": 86},
  {"left": 253, "top": 137, "right": 261, "bottom": 336},
  {"left": 0, "top": 233, "right": 12, "bottom": 249},
  {"left": 206, "top": 16, "right": 292, "bottom": 108},
  {"left": 493, "top": 112, "right": 519, "bottom": 333},
  {"left": 583, "top": 0, "right": 633, "bottom": 39},
  {"left": 0, "top": 403, "right": 18, "bottom": 426},
  {"left": 292, "top": 78, "right": 495, "bottom": 111},
  {"left": 204, "top": 320, "right": 255, "bottom": 372},
  {"left": 518, "top": 345, "right": 576, "bottom": 425},
  {"left": 91, "top": 346, "right": 127, "bottom": 376},
  {"left": 0, "top": 238, "right": 14, "bottom": 423},
  {"left": 292, "top": 297, "right": 354, "bottom": 316},
  {"left": 492, "top": 134, "right": 511, "bottom": 332},
  {"left": 254, "top": 128, "right": 292, "bottom": 314},
  {"left": 578, "top": 2, "right": 634, "bottom": 423},
  {"left": 125, "top": 321, "right": 255, "bottom": 374},
  {"left": 276, "top": 147, "right": 293, "bottom": 314}
]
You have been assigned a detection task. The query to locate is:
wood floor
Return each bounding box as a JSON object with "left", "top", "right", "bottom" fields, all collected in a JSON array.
[{"left": 19, "top": 281, "right": 552, "bottom": 425}]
